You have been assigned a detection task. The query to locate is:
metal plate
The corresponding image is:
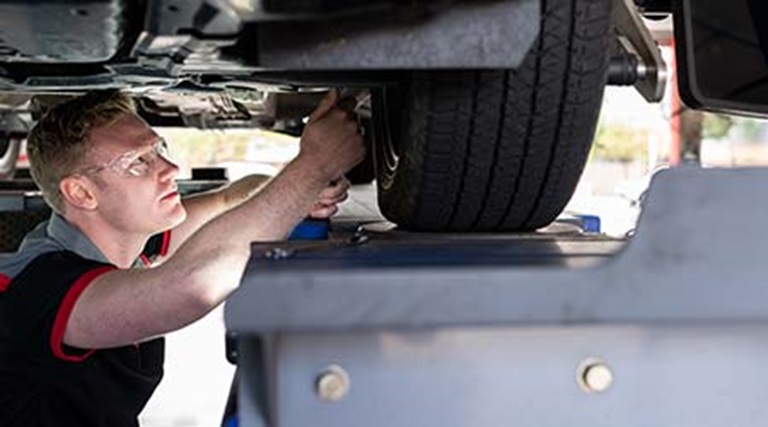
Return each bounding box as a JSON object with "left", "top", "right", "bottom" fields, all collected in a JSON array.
[
  {"left": 255, "top": 0, "right": 540, "bottom": 70},
  {"left": 227, "top": 167, "right": 768, "bottom": 330},
  {"left": 238, "top": 324, "right": 768, "bottom": 427}
]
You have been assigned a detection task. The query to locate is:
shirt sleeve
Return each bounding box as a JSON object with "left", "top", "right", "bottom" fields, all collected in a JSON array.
[{"left": 3, "top": 251, "right": 116, "bottom": 363}]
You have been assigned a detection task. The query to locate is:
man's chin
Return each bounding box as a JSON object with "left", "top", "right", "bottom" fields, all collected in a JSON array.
[
  {"left": 168, "top": 205, "right": 187, "bottom": 228},
  {"left": 155, "top": 204, "right": 187, "bottom": 232}
]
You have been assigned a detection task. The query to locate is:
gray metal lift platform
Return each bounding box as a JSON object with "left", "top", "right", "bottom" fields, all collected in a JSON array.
[{"left": 225, "top": 167, "right": 768, "bottom": 427}]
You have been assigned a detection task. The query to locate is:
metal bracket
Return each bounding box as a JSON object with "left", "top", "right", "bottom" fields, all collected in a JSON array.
[
  {"left": 613, "top": 0, "right": 667, "bottom": 102},
  {"left": 226, "top": 167, "right": 768, "bottom": 427}
]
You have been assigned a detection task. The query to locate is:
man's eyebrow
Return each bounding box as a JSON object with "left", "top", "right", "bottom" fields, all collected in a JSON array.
[{"left": 130, "top": 142, "right": 157, "bottom": 155}]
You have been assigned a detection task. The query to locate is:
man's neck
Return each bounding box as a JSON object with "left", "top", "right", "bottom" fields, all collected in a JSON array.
[{"left": 64, "top": 214, "right": 147, "bottom": 269}]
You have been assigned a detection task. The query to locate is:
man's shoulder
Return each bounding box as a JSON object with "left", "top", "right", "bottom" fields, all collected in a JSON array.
[
  {"left": 3, "top": 250, "right": 106, "bottom": 283},
  {"left": 0, "top": 248, "right": 112, "bottom": 321},
  {"left": 0, "top": 238, "right": 65, "bottom": 282}
]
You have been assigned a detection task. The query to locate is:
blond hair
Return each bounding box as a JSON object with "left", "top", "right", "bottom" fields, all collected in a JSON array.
[{"left": 27, "top": 90, "right": 136, "bottom": 213}]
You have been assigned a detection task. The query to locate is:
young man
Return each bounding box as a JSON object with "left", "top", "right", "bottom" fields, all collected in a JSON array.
[{"left": 0, "top": 89, "right": 365, "bottom": 426}]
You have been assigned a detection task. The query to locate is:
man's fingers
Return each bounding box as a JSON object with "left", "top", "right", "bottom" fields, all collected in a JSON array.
[
  {"left": 337, "top": 176, "right": 351, "bottom": 189},
  {"left": 299, "top": 89, "right": 366, "bottom": 183},
  {"left": 308, "top": 89, "right": 339, "bottom": 123},
  {"left": 318, "top": 191, "right": 349, "bottom": 206},
  {"left": 318, "top": 178, "right": 350, "bottom": 201},
  {"left": 309, "top": 204, "right": 339, "bottom": 219},
  {"left": 316, "top": 190, "right": 349, "bottom": 205},
  {"left": 336, "top": 96, "right": 358, "bottom": 117},
  {"left": 334, "top": 176, "right": 352, "bottom": 193}
]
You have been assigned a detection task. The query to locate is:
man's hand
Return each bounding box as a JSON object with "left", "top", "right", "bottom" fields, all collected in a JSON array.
[
  {"left": 296, "top": 90, "right": 366, "bottom": 183},
  {"left": 309, "top": 177, "right": 351, "bottom": 218}
]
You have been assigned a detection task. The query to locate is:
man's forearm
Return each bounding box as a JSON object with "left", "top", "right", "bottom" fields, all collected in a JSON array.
[
  {"left": 161, "top": 156, "right": 329, "bottom": 308},
  {"left": 221, "top": 173, "right": 272, "bottom": 210},
  {"left": 164, "top": 173, "right": 272, "bottom": 258},
  {"left": 215, "top": 157, "right": 330, "bottom": 241}
]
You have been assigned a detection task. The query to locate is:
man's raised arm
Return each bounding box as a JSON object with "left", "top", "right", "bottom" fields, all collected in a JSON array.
[{"left": 63, "top": 90, "right": 365, "bottom": 349}]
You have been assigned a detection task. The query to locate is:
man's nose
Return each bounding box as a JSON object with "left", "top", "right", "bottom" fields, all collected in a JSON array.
[{"left": 158, "top": 156, "right": 180, "bottom": 180}]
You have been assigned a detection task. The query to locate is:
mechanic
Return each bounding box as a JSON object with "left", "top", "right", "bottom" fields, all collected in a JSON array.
[{"left": 0, "top": 89, "right": 365, "bottom": 426}]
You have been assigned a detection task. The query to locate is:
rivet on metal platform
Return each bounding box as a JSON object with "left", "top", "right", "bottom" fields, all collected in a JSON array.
[
  {"left": 315, "top": 364, "right": 351, "bottom": 402},
  {"left": 577, "top": 358, "right": 614, "bottom": 394}
]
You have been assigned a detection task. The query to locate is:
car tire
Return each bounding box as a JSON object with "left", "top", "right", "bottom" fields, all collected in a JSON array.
[{"left": 373, "top": 0, "right": 612, "bottom": 231}]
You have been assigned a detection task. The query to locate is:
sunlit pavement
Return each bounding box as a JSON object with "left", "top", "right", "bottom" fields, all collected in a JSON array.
[{"left": 139, "top": 305, "right": 234, "bottom": 427}]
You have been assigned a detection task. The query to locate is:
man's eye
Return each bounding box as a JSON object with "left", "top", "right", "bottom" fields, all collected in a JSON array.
[{"left": 134, "top": 155, "right": 152, "bottom": 165}]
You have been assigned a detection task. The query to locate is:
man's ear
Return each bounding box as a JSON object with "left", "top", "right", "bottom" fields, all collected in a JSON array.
[{"left": 59, "top": 176, "right": 98, "bottom": 210}]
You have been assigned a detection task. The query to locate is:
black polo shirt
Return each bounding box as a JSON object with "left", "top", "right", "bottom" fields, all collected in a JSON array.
[{"left": 0, "top": 214, "right": 171, "bottom": 427}]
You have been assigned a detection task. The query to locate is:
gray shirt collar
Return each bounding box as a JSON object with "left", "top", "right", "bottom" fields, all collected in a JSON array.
[
  {"left": 44, "top": 213, "right": 145, "bottom": 268},
  {"left": 46, "top": 213, "right": 112, "bottom": 264}
]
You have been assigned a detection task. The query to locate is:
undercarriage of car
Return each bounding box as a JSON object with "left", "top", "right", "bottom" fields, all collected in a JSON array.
[{"left": 0, "top": 0, "right": 669, "bottom": 231}]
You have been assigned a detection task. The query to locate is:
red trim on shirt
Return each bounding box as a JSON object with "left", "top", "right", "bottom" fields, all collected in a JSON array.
[
  {"left": 159, "top": 230, "right": 171, "bottom": 257},
  {"left": 50, "top": 265, "right": 116, "bottom": 362},
  {"left": 139, "top": 254, "right": 151, "bottom": 267},
  {"left": 0, "top": 274, "right": 11, "bottom": 292}
]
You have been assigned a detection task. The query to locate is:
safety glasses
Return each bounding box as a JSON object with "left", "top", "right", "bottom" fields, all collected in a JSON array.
[{"left": 80, "top": 138, "right": 174, "bottom": 178}]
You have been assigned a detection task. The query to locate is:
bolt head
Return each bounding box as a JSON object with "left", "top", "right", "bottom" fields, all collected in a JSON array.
[
  {"left": 577, "top": 358, "right": 614, "bottom": 393},
  {"left": 315, "top": 365, "right": 350, "bottom": 402}
]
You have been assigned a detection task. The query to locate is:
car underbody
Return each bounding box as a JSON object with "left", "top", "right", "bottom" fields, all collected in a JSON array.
[{"left": 0, "top": 0, "right": 670, "bottom": 231}]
